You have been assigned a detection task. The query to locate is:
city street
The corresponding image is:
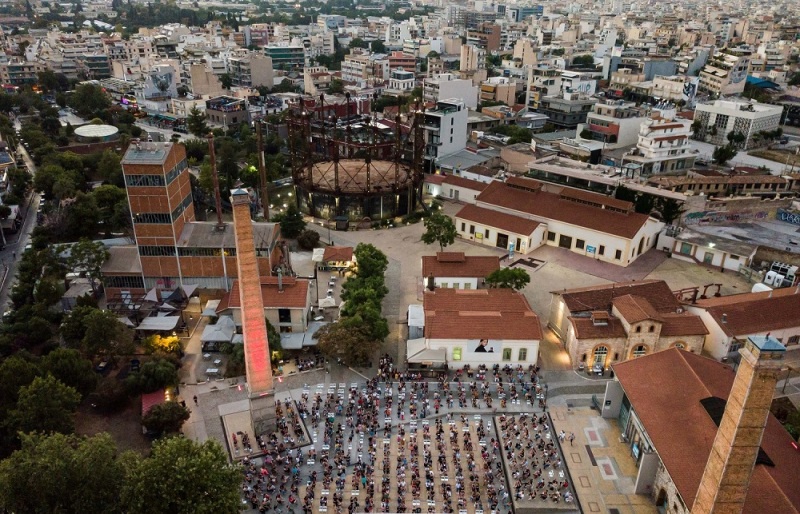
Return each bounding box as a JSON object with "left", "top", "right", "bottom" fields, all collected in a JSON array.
[{"left": 0, "top": 144, "right": 39, "bottom": 313}]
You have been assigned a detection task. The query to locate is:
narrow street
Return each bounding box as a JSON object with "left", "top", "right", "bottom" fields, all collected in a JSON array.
[{"left": 0, "top": 144, "right": 39, "bottom": 312}]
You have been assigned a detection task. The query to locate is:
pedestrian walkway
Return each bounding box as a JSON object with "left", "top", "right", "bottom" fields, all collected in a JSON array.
[{"left": 549, "top": 405, "right": 657, "bottom": 514}]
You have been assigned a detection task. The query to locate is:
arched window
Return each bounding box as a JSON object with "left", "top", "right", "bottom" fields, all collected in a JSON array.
[
  {"left": 593, "top": 346, "right": 608, "bottom": 366},
  {"left": 632, "top": 345, "right": 647, "bottom": 358},
  {"left": 673, "top": 342, "right": 686, "bottom": 350},
  {"left": 635, "top": 326, "right": 642, "bottom": 333},
  {"left": 648, "top": 325, "right": 655, "bottom": 333}
]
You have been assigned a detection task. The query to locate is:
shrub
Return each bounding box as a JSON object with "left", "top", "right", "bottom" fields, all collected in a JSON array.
[{"left": 297, "top": 229, "right": 321, "bottom": 250}]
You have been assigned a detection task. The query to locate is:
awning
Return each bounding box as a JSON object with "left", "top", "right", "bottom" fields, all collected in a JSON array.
[
  {"left": 202, "top": 299, "right": 221, "bottom": 317},
  {"left": 136, "top": 316, "right": 181, "bottom": 332},
  {"left": 144, "top": 287, "right": 159, "bottom": 303},
  {"left": 406, "top": 338, "right": 447, "bottom": 364},
  {"left": 200, "top": 316, "right": 235, "bottom": 343},
  {"left": 312, "top": 248, "right": 325, "bottom": 263},
  {"left": 117, "top": 316, "right": 136, "bottom": 328},
  {"left": 319, "top": 297, "right": 337, "bottom": 308},
  {"left": 280, "top": 332, "right": 306, "bottom": 350}
]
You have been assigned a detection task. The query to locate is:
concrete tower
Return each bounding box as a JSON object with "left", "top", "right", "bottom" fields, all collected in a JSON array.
[
  {"left": 230, "top": 188, "right": 274, "bottom": 430},
  {"left": 692, "top": 335, "right": 786, "bottom": 514}
]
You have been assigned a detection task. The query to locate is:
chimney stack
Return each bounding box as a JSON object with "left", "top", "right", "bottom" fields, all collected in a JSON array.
[
  {"left": 277, "top": 268, "right": 283, "bottom": 292},
  {"left": 207, "top": 133, "right": 225, "bottom": 230}
]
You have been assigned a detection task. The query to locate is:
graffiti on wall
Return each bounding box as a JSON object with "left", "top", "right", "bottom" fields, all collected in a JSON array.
[
  {"left": 777, "top": 209, "right": 800, "bottom": 226},
  {"left": 684, "top": 210, "right": 775, "bottom": 225}
]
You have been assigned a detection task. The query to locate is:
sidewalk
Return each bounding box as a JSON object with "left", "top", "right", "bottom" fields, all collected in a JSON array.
[{"left": 549, "top": 405, "right": 658, "bottom": 514}]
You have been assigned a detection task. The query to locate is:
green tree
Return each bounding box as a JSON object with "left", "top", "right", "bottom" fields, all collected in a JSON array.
[
  {"left": 219, "top": 73, "right": 233, "bottom": 89},
  {"left": 421, "top": 212, "right": 456, "bottom": 251},
  {"left": 122, "top": 437, "right": 242, "bottom": 514},
  {"left": 314, "top": 320, "right": 374, "bottom": 366},
  {"left": 41, "top": 348, "right": 98, "bottom": 397},
  {"left": 64, "top": 239, "right": 110, "bottom": 295},
  {"left": 297, "top": 228, "right": 321, "bottom": 250},
  {"left": 485, "top": 267, "right": 531, "bottom": 290},
  {"left": 67, "top": 83, "right": 110, "bottom": 118},
  {"left": 125, "top": 358, "right": 178, "bottom": 394},
  {"left": 353, "top": 243, "right": 388, "bottom": 277},
  {"left": 142, "top": 401, "right": 191, "bottom": 435},
  {"left": 712, "top": 144, "right": 737, "bottom": 165},
  {"left": 274, "top": 203, "right": 306, "bottom": 238},
  {"left": 64, "top": 192, "right": 100, "bottom": 239},
  {"left": 92, "top": 184, "right": 128, "bottom": 232},
  {"left": 328, "top": 78, "right": 345, "bottom": 94},
  {"left": 7, "top": 375, "right": 82, "bottom": 435},
  {"left": 187, "top": 106, "right": 209, "bottom": 137},
  {"left": 76, "top": 308, "right": 134, "bottom": 360},
  {"left": 371, "top": 40, "right": 386, "bottom": 53},
  {"left": 572, "top": 55, "right": 594, "bottom": 67},
  {"left": 0, "top": 355, "right": 41, "bottom": 415},
  {"left": 97, "top": 149, "right": 123, "bottom": 185},
  {"left": 0, "top": 432, "right": 127, "bottom": 514}
]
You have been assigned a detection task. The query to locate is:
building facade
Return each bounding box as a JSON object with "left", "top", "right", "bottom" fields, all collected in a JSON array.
[{"left": 694, "top": 99, "right": 783, "bottom": 149}]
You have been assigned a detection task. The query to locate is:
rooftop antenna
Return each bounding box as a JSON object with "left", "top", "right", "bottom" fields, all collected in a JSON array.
[{"left": 207, "top": 133, "right": 225, "bottom": 230}]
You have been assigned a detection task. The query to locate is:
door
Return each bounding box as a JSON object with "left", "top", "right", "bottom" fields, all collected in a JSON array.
[
  {"left": 453, "top": 189, "right": 459, "bottom": 201},
  {"left": 516, "top": 238, "right": 522, "bottom": 253},
  {"left": 559, "top": 234, "right": 573, "bottom": 249},
  {"left": 496, "top": 233, "right": 509, "bottom": 249},
  {"left": 703, "top": 252, "right": 714, "bottom": 264}
]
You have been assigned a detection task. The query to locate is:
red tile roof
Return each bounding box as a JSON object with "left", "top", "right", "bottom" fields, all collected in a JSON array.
[
  {"left": 442, "top": 174, "right": 490, "bottom": 191},
  {"left": 659, "top": 313, "right": 709, "bottom": 336},
  {"left": 424, "top": 174, "right": 446, "bottom": 185},
  {"left": 323, "top": 246, "right": 354, "bottom": 262},
  {"left": 421, "top": 252, "right": 500, "bottom": 279},
  {"left": 613, "top": 349, "right": 800, "bottom": 513},
  {"left": 455, "top": 204, "right": 541, "bottom": 236},
  {"left": 477, "top": 178, "right": 652, "bottom": 239},
  {"left": 695, "top": 291, "right": 800, "bottom": 337},
  {"left": 423, "top": 288, "right": 542, "bottom": 340},
  {"left": 612, "top": 294, "right": 662, "bottom": 323},
  {"left": 217, "top": 276, "right": 310, "bottom": 311},
  {"left": 555, "top": 280, "right": 680, "bottom": 314},
  {"left": 569, "top": 316, "right": 627, "bottom": 339}
]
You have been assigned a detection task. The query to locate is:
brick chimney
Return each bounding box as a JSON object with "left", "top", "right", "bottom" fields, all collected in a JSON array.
[{"left": 692, "top": 335, "right": 786, "bottom": 514}]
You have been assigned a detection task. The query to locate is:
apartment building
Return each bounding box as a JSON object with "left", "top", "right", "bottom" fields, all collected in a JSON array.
[
  {"left": 205, "top": 96, "right": 251, "bottom": 130},
  {"left": 228, "top": 53, "right": 274, "bottom": 88},
  {"left": 698, "top": 48, "right": 751, "bottom": 97},
  {"left": 479, "top": 77, "right": 517, "bottom": 107},
  {"left": 694, "top": 99, "right": 782, "bottom": 149},
  {"left": 264, "top": 44, "right": 305, "bottom": 70},
  {"left": 423, "top": 73, "right": 479, "bottom": 109},
  {"left": 423, "top": 99, "right": 469, "bottom": 166},
  {"left": 535, "top": 91, "right": 596, "bottom": 130},
  {"left": 622, "top": 114, "right": 695, "bottom": 174},
  {"left": 577, "top": 101, "right": 649, "bottom": 149}
]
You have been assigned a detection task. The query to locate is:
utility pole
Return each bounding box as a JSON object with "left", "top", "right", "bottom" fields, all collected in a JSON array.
[{"left": 256, "top": 120, "right": 270, "bottom": 221}]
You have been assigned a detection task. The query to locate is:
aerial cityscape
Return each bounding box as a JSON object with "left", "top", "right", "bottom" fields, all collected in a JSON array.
[{"left": 0, "top": 0, "right": 799, "bottom": 512}]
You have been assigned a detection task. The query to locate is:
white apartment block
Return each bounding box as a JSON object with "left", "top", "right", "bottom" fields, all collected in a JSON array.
[
  {"left": 423, "top": 99, "right": 469, "bottom": 164},
  {"left": 423, "top": 73, "right": 479, "bottom": 109},
  {"left": 622, "top": 114, "right": 695, "bottom": 175},
  {"left": 694, "top": 99, "right": 783, "bottom": 150}
]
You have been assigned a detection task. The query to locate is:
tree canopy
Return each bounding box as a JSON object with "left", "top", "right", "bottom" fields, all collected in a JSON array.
[
  {"left": 485, "top": 267, "right": 531, "bottom": 291},
  {"left": 421, "top": 212, "right": 457, "bottom": 252},
  {"left": 7, "top": 375, "right": 82, "bottom": 436},
  {"left": 122, "top": 437, "right": 242, "bottom": 514}
]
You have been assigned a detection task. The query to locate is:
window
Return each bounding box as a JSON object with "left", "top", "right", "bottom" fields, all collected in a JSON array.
[
  {"left": 440, "top": 282, "right": 448, "bottom": 288},
  {"left": 632, "top": 345, "right": 647, "bottom": 358},
  {"left": 461, "top": 222, "right": 465, "bottom": 232},
  {"left": 635, "top": 325, "right": 642, "bottom": 333},
  {"left": 104, "top": 275, "right": 145, "bottom": 288},
  {"left": 134, "top": 212, "right": 172, "bottom": 224},
  {"left": 278, "top": 308, "right": 291, "bottom": 323},
  {"left": 787, "top": 335, "right": 799, "bottom": 346},
  {"left": 680, "top": 242, "right": 692, "bottom": 255},
  {"left": 614, "top": 249, "right": 622, "bottom": 260},
  {"left": 673, "top": 342, "right": 686, "bottom": 349},
  {"left": 469, "top": 225, "right": 475, "bottom": 235},
  {"left": 576, "top": 239, "right": 585, "bottom": 250},
  {"left": 485, "top": 229, "right": 489, "bottom": 238},
  {"left": 648, "top": 325, "right": 655, "bottom": 333},
  {"left": 140, "top": 246, "right": 176, "bottom": 257},
  {"left": 502, "top": 348, "right": 512, "bottom": 361},
  {"left": 518, "top": 348, "right": 527, "bottom": 361},
  {"left": 463, "top": 283, "right": 472, "bottom": 290},
  {"left": 547, "top": 232, "right": 556, "bottom": 242},
  {"left": 593, "top": 346, "right": 608, "bottom": 366},
  {"left": 599, "top": 245, "right": 605, "bottom": 255},
  {"left": 729, "top": 254, "right": 739, "bottom": 260},
  {"left": 125, "top": 174, "right": 165, "bottom": 187},
  {"left": 452, "top": 347, "right": 462, "bottom": 361}
]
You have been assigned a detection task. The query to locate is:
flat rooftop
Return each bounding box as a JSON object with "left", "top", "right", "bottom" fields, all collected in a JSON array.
[
  {"left": 689, "top": 220, "right": 800, "bottom": 255},
  {"left": 122, "top": 142, "right": 173, "bottom": 165},
  {"left": 176, "top": 221, "right": 278, "bottom": 249}
]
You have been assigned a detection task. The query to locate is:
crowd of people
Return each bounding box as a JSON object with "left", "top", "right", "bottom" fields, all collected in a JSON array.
[{"left": 236, "top": 356, "right": 576, "bottom": 513}]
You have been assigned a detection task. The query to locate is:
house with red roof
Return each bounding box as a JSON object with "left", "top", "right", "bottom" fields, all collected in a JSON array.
[
  {"left": 409, "top": 288, "right": 541, "bottom": 369},
  {"left": 455, "top": 177, "right": 664, "bottom": 265}
]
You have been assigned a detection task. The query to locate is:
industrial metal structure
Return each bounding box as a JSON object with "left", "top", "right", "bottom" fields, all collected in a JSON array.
[{"left": 287, "top": 93, "right": 426, "bottom": 221}]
